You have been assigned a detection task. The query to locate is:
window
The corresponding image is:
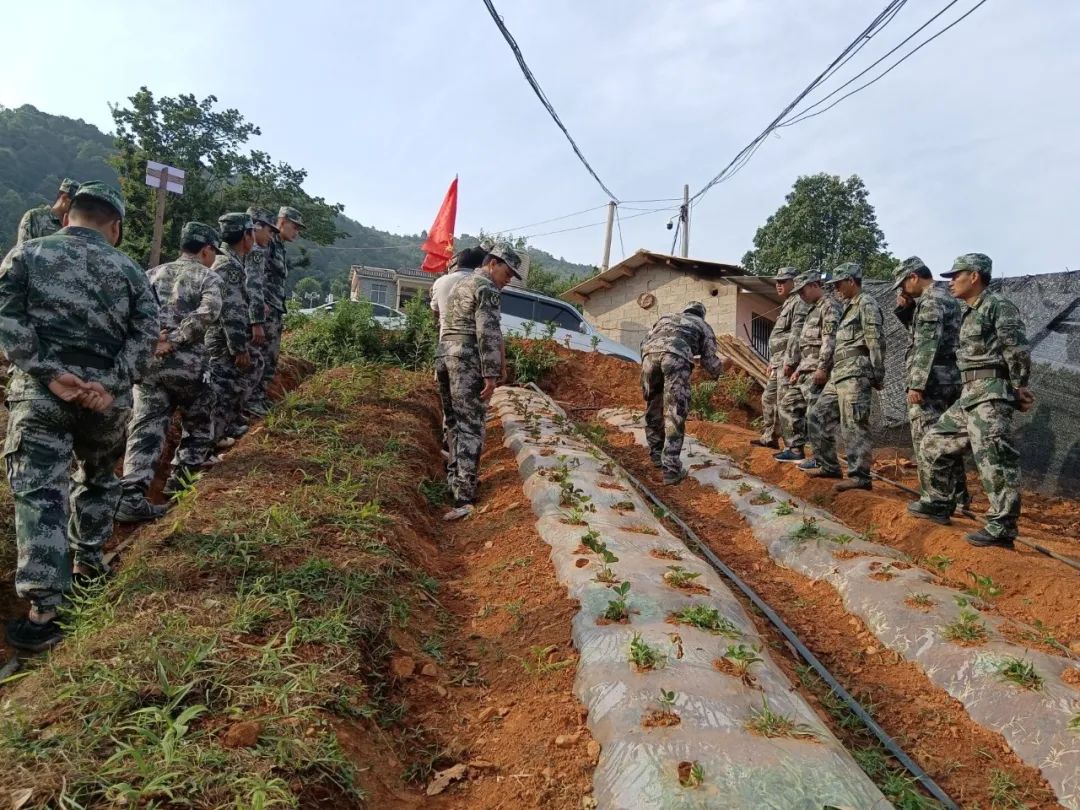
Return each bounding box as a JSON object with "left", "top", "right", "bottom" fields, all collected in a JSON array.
[
  {"left": 370, "top": 282, "right": 388, "bottom": 305},
  {"left": 500, "top": 290, "right": 536, "bottom": 320},
  {"left": 372, "top": 303, "right": 396, "bottom": 317},
  {"left": 533, "top": 300, "right": 584, "bottom": 332},
  {"left": 750, "top": 314, "right": 774, "bottom": 360}
]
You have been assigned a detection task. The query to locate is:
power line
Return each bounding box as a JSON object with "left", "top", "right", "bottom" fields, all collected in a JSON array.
[
  {"left": 490, "top": 203, "right": 609, "bottom": 236},
  {"left": 615, "top": 206, "right": 627, "bottom": 259},
  {"left": 525, "top": 206, "right": 673, "bottom": 239},
  {"left": 481, "top": 0, "right": 619, "bottom": 202}
]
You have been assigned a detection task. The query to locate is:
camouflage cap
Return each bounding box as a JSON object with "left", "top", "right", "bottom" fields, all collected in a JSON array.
[
  {"left": 772, "top": 266, "right": 798, "bottom": 282},
  {"left": 791, "top": 271, "right": 821, "bottom": 294},
  {"left": 180, "top": 221, "right": 223, "bottom": 254},
  {"left": 890, "top": 256, "right": 930, "bottom": 290},
  {"left": 58, "top": 178, "right": 80, "bottom": 196},
  {"left": 824, "top": 262, "right": 863, "bottom": 285},
  {"left": 487, "top": 243, "right": 523, "bottom": 278},
  {"left": 684, "top": 301, "right": 706, "bottom": 318},
  {"left": 246, "top": 206, "right": 281, "bottom": 233},
  {"left": 218, "top": 212, "right": 255, "bottom": 239},
  {"left": 278, "top": 206, "right": 306, "bottom": 229},
  {"left": 941, "top": 253, "right": 992, "bottom": 279},
  {"left": 72, "top": 181, "right": 126, "bottom": 219}
]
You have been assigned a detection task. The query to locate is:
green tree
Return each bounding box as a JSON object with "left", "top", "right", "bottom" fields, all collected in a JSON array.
[
  {"left": 108, "top": 87, "right": 344, "bottom": 267},
  {"left": 741, "top": 173, "right": 896, "bottom": 279},
  {"left": 292, "top": 277, "right": 324, "bottom": 309}
]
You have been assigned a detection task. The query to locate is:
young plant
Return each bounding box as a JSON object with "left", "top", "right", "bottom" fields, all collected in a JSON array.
[
  {"left": 658, "top": 689, "right": 676, "bottom": 712},
  {"left": 613, "top": 499, "right": 636, "bottom": 512},
  {"left": 746, "top": 699, "right": 817, "bottom": 740},
  {"left": 678, "top": 761, "right": 704, "bottom": 788},
  {"left": 520, "top": 645, "right": 573, "bottom": 678},
  {"left": 791, "top": 517, "right": 823, "bottom": 541},
  {"left": 774, "top": 500, "right": 795, "bottom": 517},
  {"left": 672, "top": 605, "right": 739, "bottom": 637},
  {"left": 905, "top": 592, "right": 934, "bottom": 609},
  {"left": 663, "top": 566, "right": 702, "bottom": 589},
  {"left": 965, "top": 571, "right": 1004, "bottom": 600},
  {"left": 580, "top": 528, "right": 601, "bottom": 548},
  {"left": 595, "top": 550, "right": 619, "bottom": 584},
  {"left": 750, "top": 489, "right": 776, "bottom": 506},
  {"left": 543, "top": 320, "right": 558, "bottom": 340},
  {"left": 737, "top": 482, "right": 753, "bottom": 495},
  {"left": 602, "top": 582, "right": 631, "bottom": 623},
  {"left": 1069, "top": 713, "right": 1080, "bottom": 734},
  {"left": 830, "top": 533, "right": 855, "bottom": 546},
  {"left": 997, "top": 657, "right": 1043, "bottom": 691},
  {"left": 690, "top": 382, "right": 728, "bottom": 422},
  {"left": 942, "top": 608, "right": 989, "bottom": 645},
  {"left": 563, "top": 506, "right": 591, "bottom": 526},
  {"left": 926, "top": 554, "right": 953, "bottom": 572},
  {"left": 590, "top": 334, "right": 601, "bottom": 352},
  {"left": 628, "top": 633, "right": 666, "bottom": 671},
  {"left": 724, "top": 643, "right": 764, "bottom": 678}
]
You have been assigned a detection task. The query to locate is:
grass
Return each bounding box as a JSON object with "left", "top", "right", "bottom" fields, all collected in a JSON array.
[
  {"left": 519, "top": 645, "right": 573, "bottom": 678},
  {"left": 830, "top": 533, "right": 855, "bottom": 545},
  {"left": 663, "top": 565, "right": 703, "bottom": 588},
  {"left": 690, "top": 381, "right": 729, "bottom": 423},
  {"left": 628, "top": 634, "right": 666, "bottom": 671},
  {"left": 671, "top": 605, "right": 740, "bottom": 637},
  {"left": 942, "top": 608, "right": 989, "bottom": 645},
  {"left": 678, "top": 760, "right": 705, "bottom": 788},
  {"left": 989, "top": 769, "right": 1031, "bottom": 809},
  {"left": 746, "top": 700, "right": 817, "bottom": 740},
  {"left": 997, "top": 658, "right": 1043, "bottom": 691}
]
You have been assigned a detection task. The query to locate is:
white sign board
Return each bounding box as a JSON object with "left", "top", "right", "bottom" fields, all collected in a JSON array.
[{"left": 144, "top": 161, "right": 185, "bottom": 195}]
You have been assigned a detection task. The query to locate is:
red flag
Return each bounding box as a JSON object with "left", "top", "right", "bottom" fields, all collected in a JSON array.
[{"left": 420, "top": 177, "right": 458, "bottom": 274}]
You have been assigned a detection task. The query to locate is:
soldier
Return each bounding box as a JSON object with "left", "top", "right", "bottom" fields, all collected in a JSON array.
[
  {"left": 808, "top": 262, "right": 886, "bottom": 491},
  {"left": 891, "top": 257, "right": 968, "bottom": 519},
  {"left": 640, "top": 301, "right": 729, "bottom": 485},
  {"left": 781, "top": 271, "right": 841, "bottom": 467},
  {"left": 197, "top": 213, "right": 257, "bottom": 474},
  {"left": 751, "top": 268, "right": 806, "bottom": 450},
  {"left": 437, "top": 244, "right": 520, "bottom": 521},
  {"left": 0, "top": 181, "right": 158, "bottom": 651},
  {"left": 910, "top": 254, "right": 1032, "bottom": 548},
  {"left": 431, "top": 244, "right": 488, "bottom": 337},
  {"left": 248, "top": 206, "right": 304, "bottom": 415},
  {"left": 15, "top": 178, "right": 79, "bottom": 245},
  {"left": 116, "top": 223, "right": 225, "bottom": 522}
]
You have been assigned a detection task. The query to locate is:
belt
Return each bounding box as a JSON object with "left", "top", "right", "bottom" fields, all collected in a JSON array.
[
  {"left": 961, "top": 367, "right": 1007, "bottom": 383},
  {"left": 834, "top": 347, "right": 869, "bottom": 362},
  {"left": 57, "top": 350, "right": 113, "bottom": 371}
]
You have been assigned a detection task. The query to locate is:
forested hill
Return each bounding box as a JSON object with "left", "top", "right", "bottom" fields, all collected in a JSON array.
[{"left": 0, "top": 104, "right": 596, "bottom": 293}]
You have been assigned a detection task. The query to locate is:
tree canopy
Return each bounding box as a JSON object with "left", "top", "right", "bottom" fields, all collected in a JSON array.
[{"left": 741, "top": 173, "right": 896, "bottom": 279}]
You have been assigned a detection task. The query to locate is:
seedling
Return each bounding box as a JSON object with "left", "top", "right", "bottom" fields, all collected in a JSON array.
[
  {"left": 590, "top": 334, "right": 601, "bottom": 352},
  {"left": 942, "top": 608, "right": 988, "bottom": 645},
  {"left": 791, "top": 517, "right": 823, "bottom": 541},
  {"left": 774, "top": 500, "right": 795, "bottom": 517},
  {"left": 613, "top": 500, "right": 636, "bottom": 512},
  {"left": 905, "top": 592, "right": 934, "bottom": 609},
  {"left": 651, "top": 547, "right": 682, "bottom": 561},
  {"left": 724, "top": 644, "right": 764, "bottom": 677},
  {"left": 678, "top": 761, "right": 704, "bottom": 788},
  {"left": 580, "top": 528, "right": 601, "bottom": 547},
  {"left": 746, "top": 699, "right": 817, "bottom": 740},
  {"left": 671, "top": 605, "right": 739, "bottom": 637},
  {"left": 563, "top": 506, "right": 592, "bottom": 526},
  {"left": 737, "top": 482, "right": 753, "bottom": 495},
  {"left": 628, "top": 633, "right": 666, "bottom": 671},
  {"left": 543, "top": 321, "right": 557, "bottom": 340},
  {"left": 1069, "top": 713, "right": 1080, "bottom": 734},
  {"left": 602, "top": 582, "right": 631, "bottom": 623},
  {"left": 965, "top": 571, "right": 1004, "bottom": 600},
  {"left": 663, "top": 566, "right": 702, "bottom": 589},
  {"left": 926, "top": 554, "right": 953, "bottom": 572},
  {"left": 830, "top": 534, "right": 855, "bottom": 546},
  {"left": 750, "top": 489, "right": 776, "bottom": 506},
  {"left": 623, "top": 524, "right": 659, "bottom": 536},
  {"left": 998, "top": 657, "right": 1043, "bottom": 691},
  {"left": 658, "top": 689, "right": 676, "bottom": 712}
]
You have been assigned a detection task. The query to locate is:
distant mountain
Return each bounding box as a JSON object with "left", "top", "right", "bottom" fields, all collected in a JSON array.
[{"left": 0, "top": 104, "right": 597, "bottom": 292}]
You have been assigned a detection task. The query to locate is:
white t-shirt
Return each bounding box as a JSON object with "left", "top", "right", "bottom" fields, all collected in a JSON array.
[{"left": 431, "top": 269, "right": 474, "bottom": 338}]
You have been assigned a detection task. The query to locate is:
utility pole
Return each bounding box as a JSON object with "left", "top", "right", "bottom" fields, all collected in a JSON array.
[
  {"left": 680, "top": 184, "right": 690, "bottom": 258},
  {"left": 144, "top": 161, "right": 185, "bottom": 268},
  {"left": 601, "top": 201, "right": 616, "bottom": 270}
]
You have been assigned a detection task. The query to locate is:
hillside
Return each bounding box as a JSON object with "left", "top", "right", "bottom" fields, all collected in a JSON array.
[{"left": 0, "top": 104, "right": 596, "bottom": 293}]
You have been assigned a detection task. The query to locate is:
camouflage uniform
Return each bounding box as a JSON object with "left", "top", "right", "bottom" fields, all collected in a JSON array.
[
  {"left": 15, "top": 179, "right": 77, "bottom": 246},
  {"left": 0, "top": 184, "right": 158, "bottom": 609},
  {"left": 253, "top": 232, "right": 286, "bottom": 406},
  {"left": 891, "top": 259, "right": 966, "bottom": 504},
  {"left": 240, "top": 243, "right": 268, "bottom": 406},
  {"left": 810, "top": 264, "right": 886, "bottom": 483},
  {"left": 759, "top": 268, "right": 805, "bottom": 445},
  {"left": 919, "top": 254, "right": 1030, "bottom": 540},
  {"left": 120, "top": 240, "right": 224, "bottom": 499},
  {"left": 640, "top": 304, "right": 725, "bottom": 479},
  {"left": 435, "top": 260, "right": 507, "bottom": 505},
  {"left": 784, "top": 274, "right": 841, "bottom": 450}
]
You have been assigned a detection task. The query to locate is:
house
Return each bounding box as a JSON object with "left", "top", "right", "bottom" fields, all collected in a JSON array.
[
  {"left": 350, "top": 265, "right": 435, "bottom": 310},
  {"left": 561, "top": 250, "right": 782, "bottom": 356}
]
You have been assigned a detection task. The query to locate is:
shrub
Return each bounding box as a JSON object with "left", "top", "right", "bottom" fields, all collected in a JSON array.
[{"left": 507, "top": 337, "right": 561, "bottom": 384}]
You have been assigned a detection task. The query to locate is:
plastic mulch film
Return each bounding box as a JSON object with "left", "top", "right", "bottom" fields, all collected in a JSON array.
[
  {"left": 602, "top": 407, "right": 1080, "bottom": 810},
  {"left": 493, "top": 388, "right": 889, "bottom": 810}
]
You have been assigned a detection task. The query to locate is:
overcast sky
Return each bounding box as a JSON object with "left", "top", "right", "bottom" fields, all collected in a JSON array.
[{"left": 2, "top": 0, "right": 1076, "bottom": 277}]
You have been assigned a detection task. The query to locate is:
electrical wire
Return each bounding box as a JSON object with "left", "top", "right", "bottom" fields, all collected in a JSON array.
[
  {"left": 481, "top": 0, "right": 619, "bottom": 202},
  {"left": 524, "top": 206, "right": 674, "bottom": 240},
  {"left": 614, "top": 205, "right": 627, "bottom": 259},
  {"left": 490, "top": 203, "right": 609, "bottom": 236}
]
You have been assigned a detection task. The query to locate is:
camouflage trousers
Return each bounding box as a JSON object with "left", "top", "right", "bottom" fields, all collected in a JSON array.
[
  {"left": 920, "top": 399, "right": 1020, "bottom": 539},
  {"left": 779, "top": 372, "right": 809, "bottom": 449},
  {"left": 120, "top": 371, "right": 216, "bottom": 496},
  {"left": 436, "top": 353, "right": 487, "bottom": 504},
  {"left": 253, "top": 310, "right": 284, "bottom": 405},
  {"left": 641, "top": 354, "right": 692, "bottom": 476},
  {"left": 809, "top": 376, "right": 874, "bottom": 482},
  {"left": 210, "top": 352, "right": 264, "bottom": 444},
  {"left": 3, "top": 397, "right": 129, "bottom": 609},
  {"left": 759, "top": 364, "right": 780, "bottom": 443},
  {"left": 909, "top": 384, "right": 968, "bottom": 506}
]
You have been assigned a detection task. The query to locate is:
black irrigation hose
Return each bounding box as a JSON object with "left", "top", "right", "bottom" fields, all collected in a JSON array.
[{"left": 516, "top": 385, "right": 959, "bottom": 809}]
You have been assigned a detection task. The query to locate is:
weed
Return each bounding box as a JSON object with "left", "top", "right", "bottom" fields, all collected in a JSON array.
[
  {"left": 628, "top": 634, "right": 666, "bottom": 671},
  {"left": 613, "top": 499, "right": 636, "bottom": 512},
  {"left": 989, "top": 769, "right": 1031, "bottom": 809},
  {"left": 421, "top": 636, "right": 445, "bottom": 663},
  {"left": 671, "top": 605, "right": 740, "bottom": 637},
  {"left": 830, "top": 534, "right": 855, "bottom": 545},
  {"left": 965, "top": 571, "right": 1004, "bottom": 600},
  {"left": 167, "top": 467, "right": 203, "bottom": 509},
  {"left": 723, "top": 644, "right": 764, "bottom": 678},
  {"left": 1019, "top": 619, "right": 1061, "bottom": 649},
  {"left": 543, "top": 321, "right": 558, "bottom": 340},
  {"left": 663, "top": 566, "right": 702, "bottom": 588},
  {"left": 942, "top": 608, "right": 988, "bottom": 645},
  {"left": 415, "top": 572, "right": 440, "bottom": 596},
  {"left": 791, "top": 517, "right": 823, "bottom": 541},
  {"left": 651, "top": 546, "right": 682, "bottom": 561},
  {"left": 507, "top": 337, "right": 561, "bottom": 384},
  {"left": 750, "top": 489, "right": 776, "bottom": 506},
  {"left": 746, "top": 699, "right": 817, "bottom": 740},
  {"left": 573, "top": 420, "right": 607, "bottom": 445},
  {"left": 419, "top": 479, "right": 450, "bottom": 506},
  {"left": 590, "top": 334, "right": 601, "bottom": 351},
  {"left": 504, "top": 600, "right": 526, "bottom": 632},
  {"left": 678, "top": 760, "right": 704, "bottom": 788},
  {"left": 690, "top": 382, "right": 729, "bottom": 422},
  {"left": 997, "top": 658, "right": 1043, "bottom": 691},
  {"left": 602, "top": 582, "right": 632, "bottom": 623},
  {"left": 718, "top": 373, "right": 754, "bottom": 407},
  {"left": 905, "top": 593, "right": 934, "bottom": 609},
  {"left": 774, "top": 500, "right": 795, "bottom": 517},
  {"left": 623, "top": 523, "right": 659, "bottom": 536},
  {"left": 926, "top": 554, "right": 953, "bottom": 572},
  {"left": 737, "top": 482, "right": 753, "bottom": 495},
  {"left": 520, "top": 645, "right": 573, "bottom": 678}
]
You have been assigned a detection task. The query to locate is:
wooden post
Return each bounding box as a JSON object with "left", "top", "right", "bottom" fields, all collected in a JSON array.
[
  {"left": 600, "top": 201, "right": 616, "bottom": 270},
  {"left": 148, "top": 167, "right": 170, "bottom": 268},
  {"left": 680, "top": 184, "right": 690, "bottom": 258}
]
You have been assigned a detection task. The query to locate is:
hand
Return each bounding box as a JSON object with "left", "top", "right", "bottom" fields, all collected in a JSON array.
[
  {"left": 234, "top": 351, "right": 252, "bottom": 370},
  {"left": 812, "top": 369, "right": 828, "bottom": 387},
  {"left": 788, "top": 372, "right": 800, "bottom": 385},
  {"left": 47, "top": 372, "right": 90, "bottom": 403},
  {"left": 78, "top": 381, "right": 114, "bottom": 412},
  {"left": 1016, "top": 386, "right": 1035, "bottom": 413},
  {"left": 251, "top": 324, "right": 266, "bottom": 347},
  {"left": 896, "top": 291, "right": 913, "bottom": 308},
  {"left": 907, "top": 389, "right": 924, "bottom": 405},
  {"left": 481, "top": 378, "right": 497, "bottom": 401},
  {"left": 154, "top": 338, "right": 175, "bottom": 358},
  {"left": 783, "top": 364, "right": 794, "bottom": 378}
]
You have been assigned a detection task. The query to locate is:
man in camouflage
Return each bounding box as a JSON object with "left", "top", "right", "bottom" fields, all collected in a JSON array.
[
  {"left": 781, "top": 271, "right": 841, "bottom": 468},
  {"left": 116, "top": 222, "right": 225, "bottom": 523},
  {"left": 199, "top": 213, "right": 258, "bottom": 474},
  {"left": 891, "top": 256, "right": 968, "bottom": 519},
  {"left": 809, "top": 262, "right": 886, "bottom": 491},
  {"left": 0, "top": 182, "right": 158, "bottom": 651},
  {"left": 15, "top": 178, "right": 79, "bottom": 245},
  {"left": 249, "top": 206, "right": 303, "bottom": 415},
  {"left": 911, "top": 254, "right": 1032, "bottom": 548},
  {"left": 640, "top": 301, "right": 729, "bottom": 485},
  {"left": 752, "top": 268, "right": 806, "bottom": 451},
  {"left": 235, "top": 206, "right": 276, "bottom": 426},
  {"left": 437, "top": 244, "right": 520, "bottom": 521}
]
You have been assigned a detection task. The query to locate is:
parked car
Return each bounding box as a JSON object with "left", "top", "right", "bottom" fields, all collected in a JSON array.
[{"left": 297, "top": 300, "right": 406, "bottom": 330}]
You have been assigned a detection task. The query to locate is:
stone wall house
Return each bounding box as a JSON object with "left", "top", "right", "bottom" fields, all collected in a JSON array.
[{"left": 350, "top": 265, "right": 435, "bottom": 310}]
